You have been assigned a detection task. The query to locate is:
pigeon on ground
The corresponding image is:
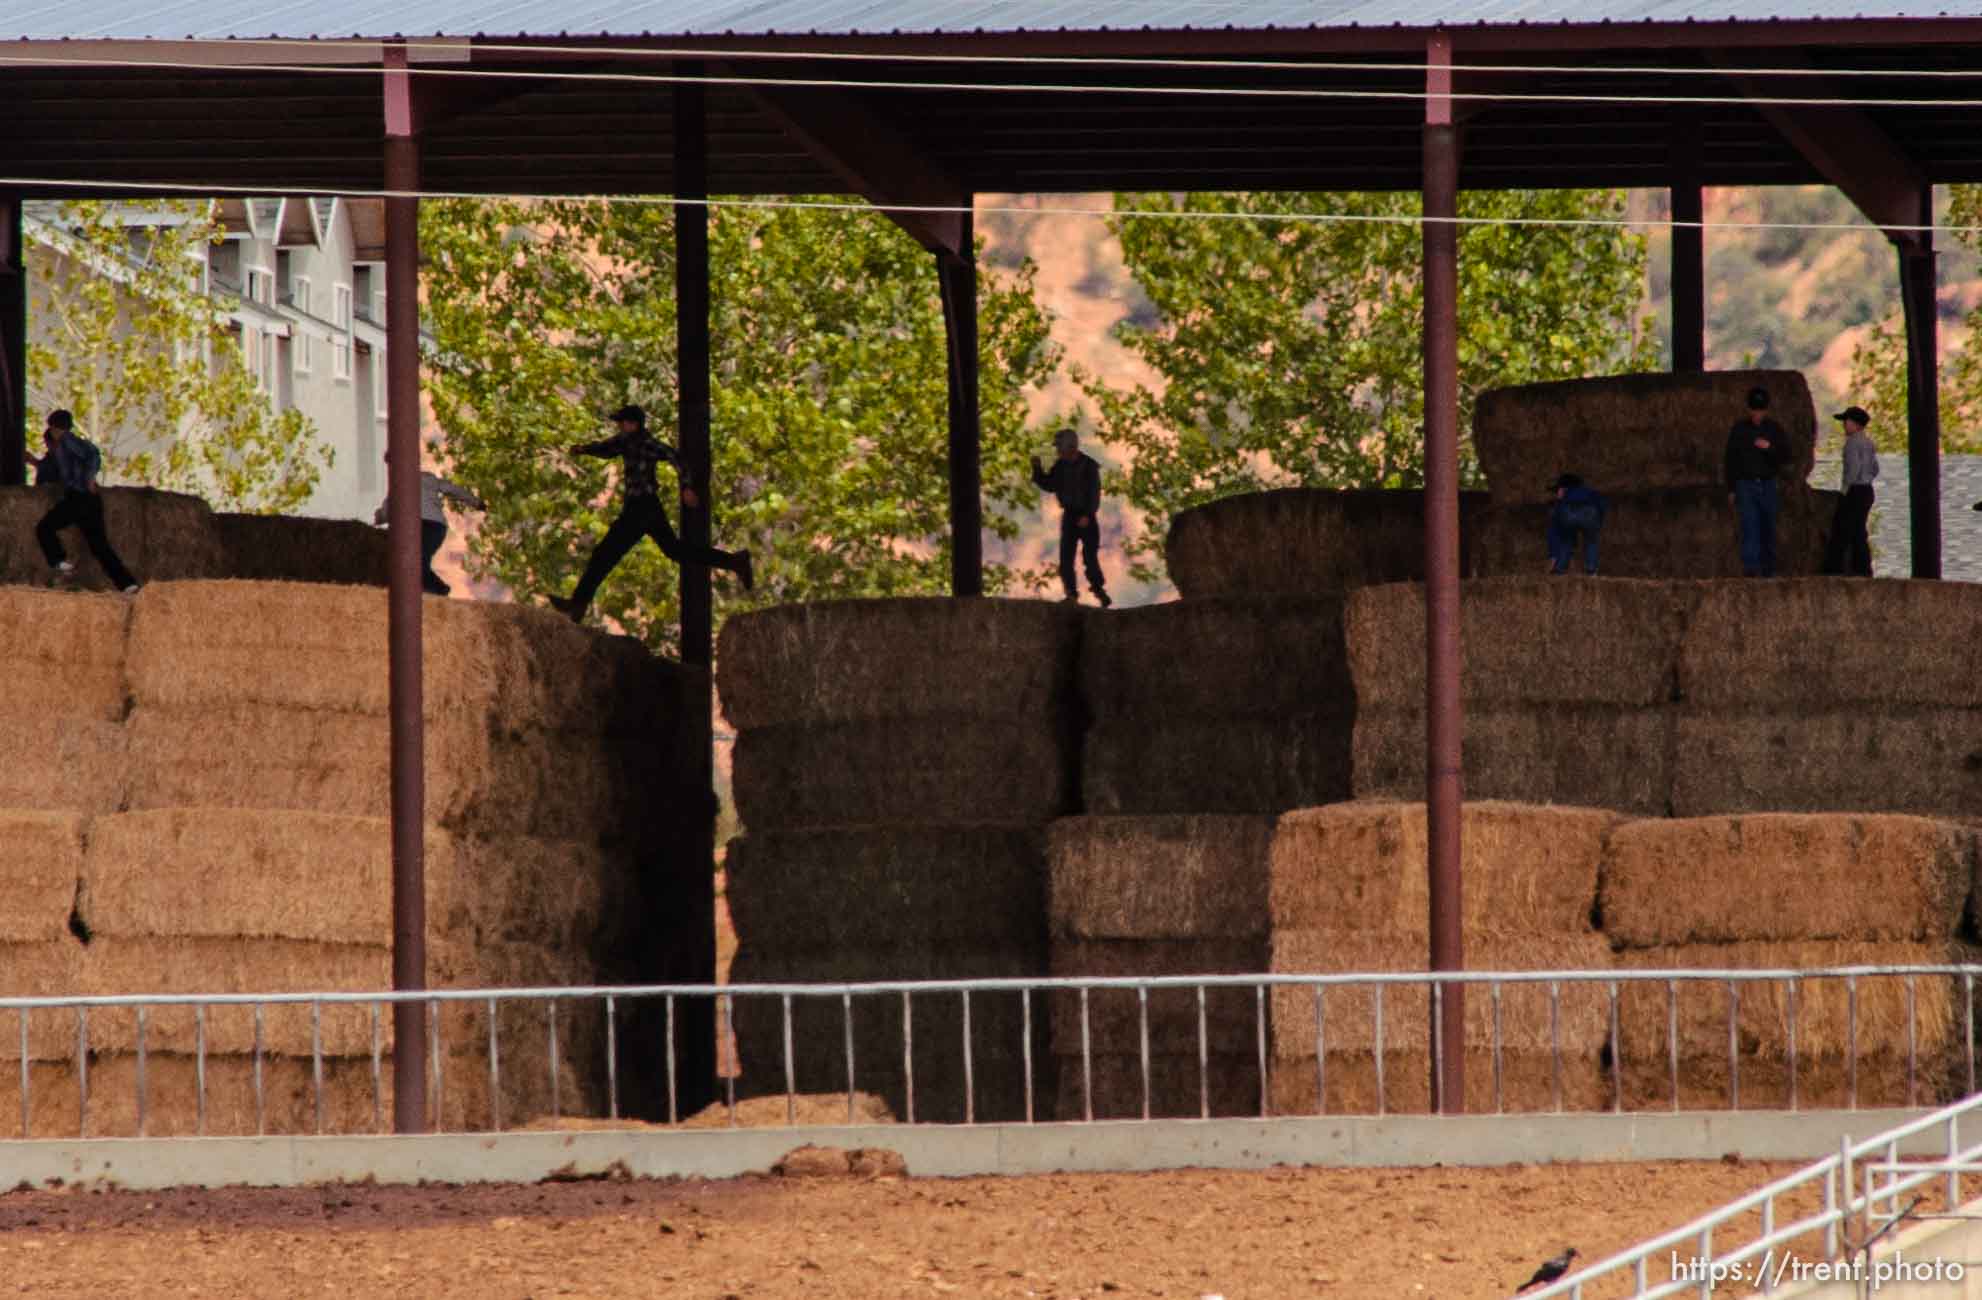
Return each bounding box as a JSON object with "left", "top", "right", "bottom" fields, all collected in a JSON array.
[{"left": 1515, "top": 1247, "right": 1578, "bottom": 1294}]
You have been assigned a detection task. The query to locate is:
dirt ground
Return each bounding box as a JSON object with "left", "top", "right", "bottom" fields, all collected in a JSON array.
[{"left": 0, "top": 1157, "right": 1821, "bottom": 1299}]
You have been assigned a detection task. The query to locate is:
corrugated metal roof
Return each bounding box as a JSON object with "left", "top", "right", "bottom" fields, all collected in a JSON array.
[{"left": 9, "top": 0, "right": 1982, "bottom": 41}]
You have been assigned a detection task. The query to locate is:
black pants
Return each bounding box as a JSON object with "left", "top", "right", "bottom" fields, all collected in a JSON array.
[
  {"left": 570, "top": 494, "right": 741, "bottom": 615},
  {"left": 36, "top": 490, "right": 137, "bottom": 590},
  {"left": 1822, "top": 484, "right": 1875, "bottom": 577},
  {"left": 420, "top": 520, "right": 451, "bottom": 596},
  {"left": 1059, "top": 519, "right": 1105, "bottom": 598}
]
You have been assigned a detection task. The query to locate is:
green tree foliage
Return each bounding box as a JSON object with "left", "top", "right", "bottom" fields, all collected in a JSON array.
[
  {"left": 1845, "top": 184, "right": 1982, "bottom": 455},
  {"left": 27, "top": 200, "right": 330, "bottom": 512},
  {"left": 1079, "top": 190, "right": 1657, "bottom": 582},
  {"left": 421, "top": 198, "right": 1058, "bottom": 656}
]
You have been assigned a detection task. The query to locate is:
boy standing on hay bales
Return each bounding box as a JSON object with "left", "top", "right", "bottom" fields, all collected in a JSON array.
[
  {"left": 1821, "top": 405, "right": 1878, "bottom": 578},
  {"left": 1031, "top": 427, "right": 1111, "bottom": 607},
  {"left": 26, "top": 409, "right": 139, "bottom": 594},
  {"left": 1724, "top": 386, "right": 1794, "bottom": 578},
  {"left": 372, "top": 447, "right": 487, "bottom": 597},
  {"left": 547, "top": 403, "right": 754, "bottom": 624},
  {"left": 1546, "top": 473, "right": 1605, "bottom": 575}
]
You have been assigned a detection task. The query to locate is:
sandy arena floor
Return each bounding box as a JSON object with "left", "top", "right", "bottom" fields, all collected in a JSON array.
[{"left": 0, "top": 1156, "right": 1817, "bottom": 1299}]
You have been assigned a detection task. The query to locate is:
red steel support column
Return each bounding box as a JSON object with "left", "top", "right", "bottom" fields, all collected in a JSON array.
[
  {"left": 0, "top": 193, "right": 26, "bottom": 486},
  {"left": 673, "top": 64, "right": 720, "bottom": 1112},
  {"left": 382, "top": 45, "right": 429, "bottom": 1133},
  {"left": 1899, "top": 187, "right": 1942, "bottom": 580},
  {"left": 938, "top": 205, "right": 983, "bottom": 597},
  {"left": 1423, "top": 33, "right": 1466, "bottom": 1115},
  {"left": 1669, "top": 113, "right": 1706, "bottom": 374}
]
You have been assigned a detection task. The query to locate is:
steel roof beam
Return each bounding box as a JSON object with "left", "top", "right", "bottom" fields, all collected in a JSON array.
[{"left": 730, "top": 66, "right": 967, "bottom": 257}]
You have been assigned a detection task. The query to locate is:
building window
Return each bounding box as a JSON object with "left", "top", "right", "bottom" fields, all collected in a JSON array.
[
  {"left": 246, "top": 266, "right": 273, "bottom": 307},
  {"left": 292, "top": 277, "right": 313, "bottom": 374},
  {"left": 333, "top": 283, "right": 353, "bottom": 381}
]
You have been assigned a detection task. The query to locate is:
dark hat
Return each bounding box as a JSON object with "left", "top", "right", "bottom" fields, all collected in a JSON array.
[
  {"left": 1745, "top": 386, "right": 1772, "bottom": 411},
  {"left": 608, "top": 403, "right": 646, "bottom": 426},
  {"left": 46, "top": 409, "right": 73, "bottom": 431},
  {"left": 1553, "top": 473, "right": 1584, "bottom": 491},
  {"left": 1834, "top": 406, "right": 1871, "bottom": 426}
]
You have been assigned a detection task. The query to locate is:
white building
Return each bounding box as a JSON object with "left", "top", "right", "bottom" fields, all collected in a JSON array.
[
  {"left": 208, "top": 196, "right": 391, "bottom": 521},
  {"left": 27, "top": 196, "right": 393, "bottom": 522}
]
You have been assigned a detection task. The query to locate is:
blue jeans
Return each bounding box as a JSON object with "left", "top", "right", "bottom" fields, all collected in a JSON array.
[
  {"left": 1734, "top": 478, "right": 1779, "bottom": 577},
  {"left": 1547, "top": 504, "right": 1601, "bottom": 574}
]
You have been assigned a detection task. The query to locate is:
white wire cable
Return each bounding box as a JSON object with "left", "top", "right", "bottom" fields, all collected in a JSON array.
[
  {"left": 11, "top": 47, "right": 1982, "bottom": 111},
  {"left": 9, "top": 174, "right": 1979, "bottom": 240}
]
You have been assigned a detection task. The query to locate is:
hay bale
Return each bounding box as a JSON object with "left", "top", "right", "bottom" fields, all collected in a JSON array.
[
  {"left": 1053, "top": 1052, "right": 1262, "bottom": 1121},
  {"left": 1048, "top": 815, "right": 1277, "bottom": 940},
  {"left": 1601, "top": 814, "right": 1975, "bottom": 947},
  {"left": 1, "top": 1054, "right": 389, "bottom": 1139},
  {"left": 128, "top": 581, "right": 444, "bottom": 715},
  {"left": 725, "top": 828, "right": 1047, "bottom": 953},
  {"left": 1048, "top": 938, "right": 1267, "bottom": 1056},
  {"left": 1668, "top": 709, "right": 1982, "bottom": 819},
  {"left": 79, "top": 809, "right": 409, "bottom": 944},
  {"left": 731, "top": 720, "right": 1075, "bottom": 831},
  {"left": 1613, "top": 1052, "right": 1957, "bottom": 1112},
  {"left": 0, "top": 813, "right": 84, "bottom": 944},
  {"left": 1270, "top": 1049, "right": 1609, "bottom": 1115},
  {"left": 1164, "top": 488, "right": 1491, "bottom": 600},
  {"left": 78, "top": 938, "right": 391, "bottom": 1057},
  {"left": 1351, "top": 704, "right": 1670, "bottom": 815},
  {"left": 0, "top": 943, "right": 85, "bottom": 1060},
  {"left": 211, "top": 512, "right": 389, "bottom": 587},
  {"left": 1270, "top": 929, "right": 1615, "bottom": 1059},
  {"left": 0, "top": 708, "right": 128, "bottom": 815},
  {"left": 0, "top": 486, "right": 222, "bottom": 589},
  {"left": 1083, "top": 716, "right": 1356, "bottom": 816},
  {"left": 472, "top": 602, "right": 695, "bottom": 740},
  {"left": 1347, "top": 577, "right": 1693, "bottom": 710},
  {"left": 439, "top": 834, "right": 622, "bottom": 951},
  {"left": 1080, "top": 598, "right": 1352, "bottom": 719},
  {"left": 1271, "top": 802, "right": 1615, "bottom": 937},
  {"left": 727, "top": 945, "right": 1050, "bottom": 1125},
  {"left": 0, "top": 587, "right": 129, "bottom": 718},
  {"left": 716, "top": 598, "right": 1083, "bottom": 730},
  {"left": 1472, "top": 369, "right": 1816, "bottom": 506},
  {"left": 1681, "top": 579, "right": 1982, "bottom": 710},
  {"left": 1469, "top": 485, "right": 1836, "bottom": 579}
]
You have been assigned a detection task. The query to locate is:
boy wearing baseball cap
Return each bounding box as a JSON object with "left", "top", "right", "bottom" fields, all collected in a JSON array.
[{"left": 1821, "top": 405, "right": 1878, "bottom": 577}]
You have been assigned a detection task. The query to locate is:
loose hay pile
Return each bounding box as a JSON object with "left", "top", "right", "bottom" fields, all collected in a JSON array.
[
  {"left": 1471, "top": 369, "right": 1817, "bottom": 506},
  {"left": 1269, "top": 802, "right": 1615, "bottom": 1114},
  {"left": 0, "top": 580, "right": 701, "bottom": 1136},
  {"left": 1080, "top": 600, "right": 1354, "bottom": 814},
  {"left": 1046, "top": 816, "right": 1277, "bottom": 1118},
  {"left": 1163, "top": 488, "right": 1489, "bottom": 599}
]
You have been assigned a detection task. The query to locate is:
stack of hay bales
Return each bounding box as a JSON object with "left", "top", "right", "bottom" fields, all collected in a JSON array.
[
  {"left": 0, "top": 581, "right": 696, "bottom": 1136},
  {"left": 1347, "top": 578, "right": 1691, "bottom": 814},
  {"left": 1468, "top": 370, "right": 1835, "bottom": 578},
  {"left": 1164, "top": 488, "right": 1489, "bottom": 600},
  {"left": 1672, "top": 581, "right": 1982, "bottom": 818},
  {"left": 211, "top": 513, "right": 390, "bottom": 586},
  {"left": 0, "top": 486, "right": 224, "bottom": 590},
  {"left": 1602, "top": 814, "right": 1980, "bottom": 1109},
  {"left": 1269, "top": 801, "right": 1615, "bottom": 1114},
  {"left": 1046, "top": 816, "right": 1278, "bottom": 1119},
  {"left": 718, "top": 599, "right": 1080, "bottom": 1123}
]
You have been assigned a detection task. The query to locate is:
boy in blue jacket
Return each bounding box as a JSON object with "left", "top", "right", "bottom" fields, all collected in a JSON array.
[{"left": 1547, "top": 473, "right": 1606, "bottom": 576}]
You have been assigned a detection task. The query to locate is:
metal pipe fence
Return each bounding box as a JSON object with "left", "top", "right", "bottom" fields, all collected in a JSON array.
[
  {"left": 1527, "top": 1091, "right": 1982, "bottom": 1297},
  {"left": 1, "top": 965, "right": 1977, "bottom": 1141}
]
